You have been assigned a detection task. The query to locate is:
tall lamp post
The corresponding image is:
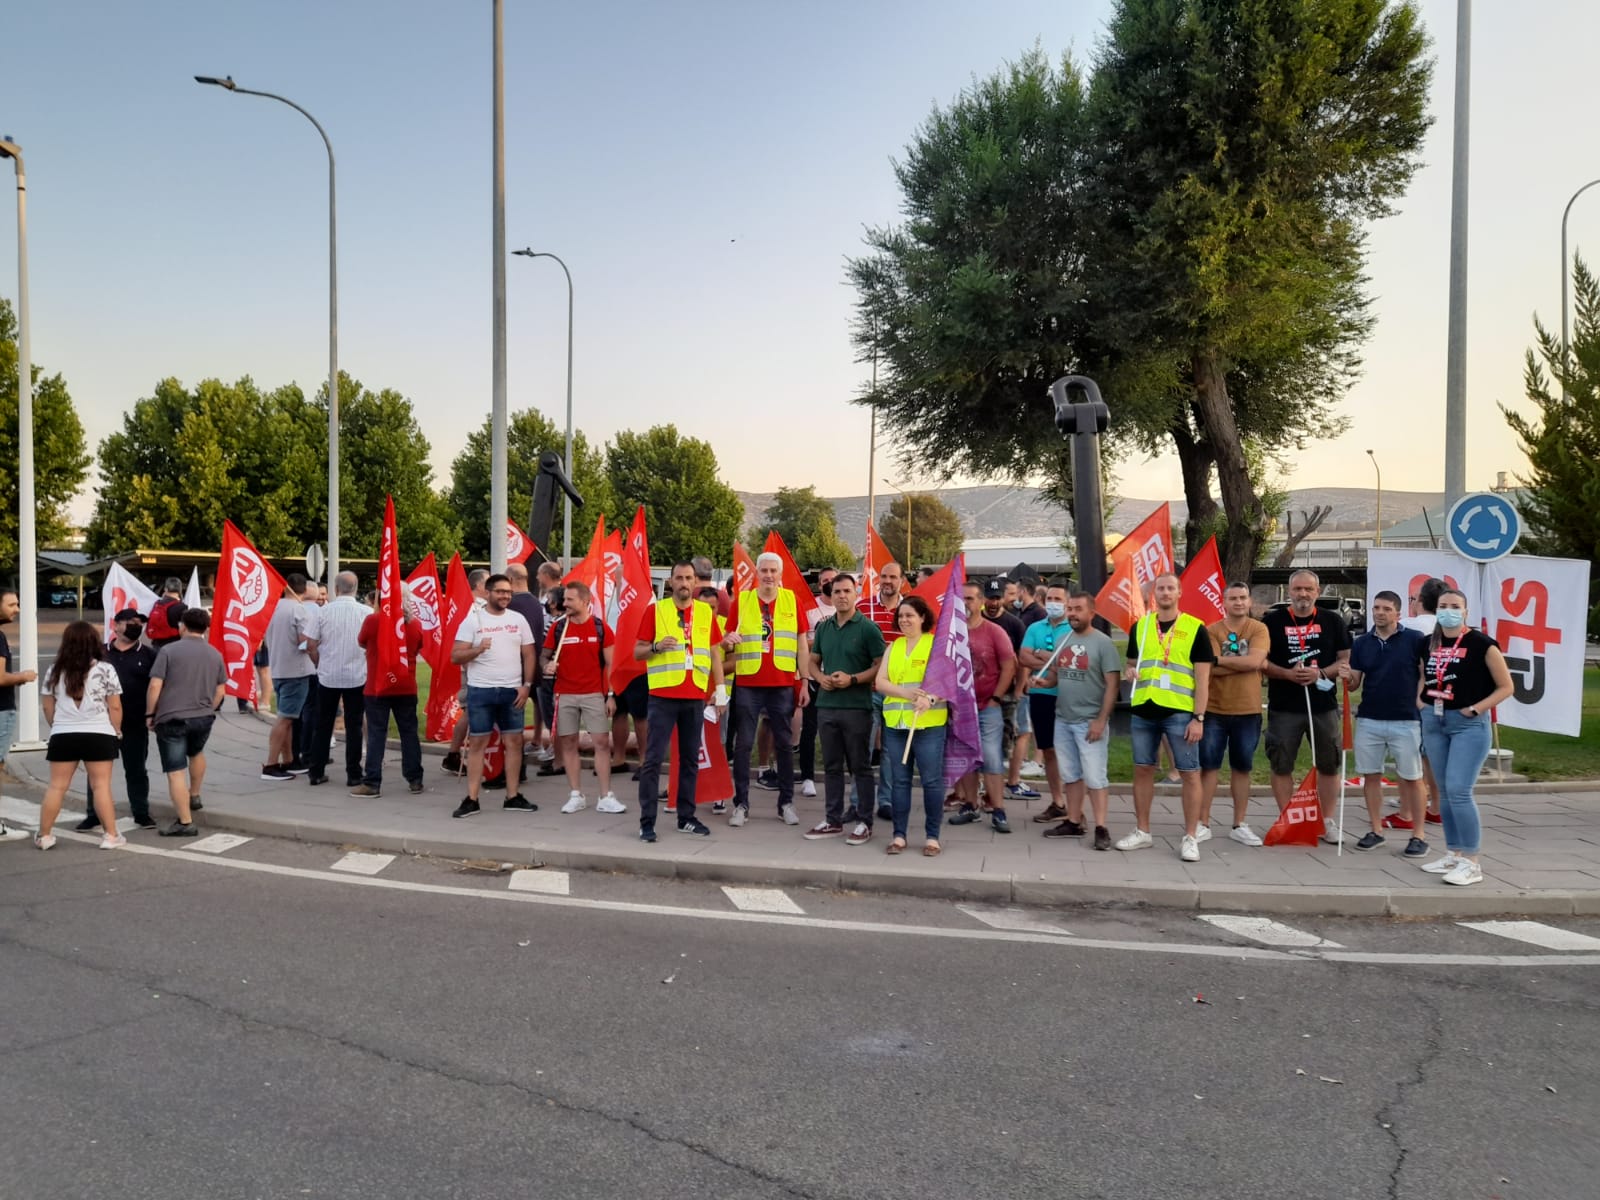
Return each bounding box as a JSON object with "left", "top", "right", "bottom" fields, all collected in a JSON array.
[
  {"left": 884, "top": 479, "right": 911, "bottom": 567},
  {"left": 1561, "top": 178, "right": 1600, "bottom": 403},
  {"left": 194, "top": 75, "right": 341, "bottom": 579},
  {"left": 1366, "top": 449, "right": 1383, "bottom": 547},
  {"left": 512, "top": 249, "right": 574, "bottom": 566},
  {"left": 1, "top": 137, "right": 40, "bottom": 745}
]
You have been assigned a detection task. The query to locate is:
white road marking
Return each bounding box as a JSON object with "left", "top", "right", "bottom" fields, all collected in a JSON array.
[
  {"left": 722, "top": 886, "right": 805, "bottom": 914},
  {"left": 1198, "top": 915, "right": 1344, "bottom": 948},
  {"left": 331, "top": 851, "right": 396, "bottom": 876},
  {"left": 180, "top": 833, "right": 253, "bottom": 855},
  {"left": 1459, "top": 921, "right": 1600, "bottom": 952},
  {"left": 509, "top": 869, "right": 570, "bottom": 895},
  {"left": 957, "top": 904, "right": 1073, "bottom": 936}
]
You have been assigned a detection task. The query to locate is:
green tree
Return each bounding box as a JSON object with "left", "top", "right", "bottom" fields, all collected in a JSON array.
[
  {"left": 447, "top": 408, "right": 614, "bottom": 562},
  {"left": 877, "top": 492, "right": 964, "bottom": 570},
  {"left": 1502, "top": 257, "right": 1600, "bottom": 632},
  {"left": 338, "top": 377, "right": 460, "bottom": 561},
  {"left": 0, "top": 299, "right": 90, "bottom": 563},
  {"left": 606, "top": 424, "right": 743, "bottom": 565},
  {"left": 747, "top": 486, "right": 855, "bottom": 569}
]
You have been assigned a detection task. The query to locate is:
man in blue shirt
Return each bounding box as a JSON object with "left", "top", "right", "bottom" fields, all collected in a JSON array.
[{"left": 1347, "top": 590, "right": 1429, "bottom": 855}]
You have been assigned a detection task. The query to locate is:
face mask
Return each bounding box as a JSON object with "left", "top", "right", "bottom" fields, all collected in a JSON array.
[
  {"left": 1437, "top": 609, "right": 1465, "bottom": 630},
  {"left": 1044, "top": 602, "right": 1066, "bottom": 619},
  {"left": 1012, "top": 598, "right": 1024, "bottom": 610}
]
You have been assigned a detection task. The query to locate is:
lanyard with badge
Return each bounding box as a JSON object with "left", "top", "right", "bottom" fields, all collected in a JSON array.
[
  {"left": 760, "top": 598, "right": 773, "bottom": 656},
  {"left": 679, "top": 606, "right": 695, "bottom": 670},
  {"left": 1148, "top": 617, "right": 1178, "bottom": 689},
  {"left": 1427, "top": 636, "right": 1464, "bottom": 715}
]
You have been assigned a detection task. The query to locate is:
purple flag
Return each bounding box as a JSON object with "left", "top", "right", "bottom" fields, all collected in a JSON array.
[{"left": 922, "top": 555, "right": 981, "bottom": 784}]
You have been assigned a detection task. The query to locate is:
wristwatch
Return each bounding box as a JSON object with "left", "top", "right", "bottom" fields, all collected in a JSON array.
[{"left": 1192, "top": 713, "right": 1206, "bottom": 723}]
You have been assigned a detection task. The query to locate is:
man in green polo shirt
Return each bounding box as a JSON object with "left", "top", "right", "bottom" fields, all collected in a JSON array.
[{"left": 804, "top": 573, "right": 885, "bottom": 844}]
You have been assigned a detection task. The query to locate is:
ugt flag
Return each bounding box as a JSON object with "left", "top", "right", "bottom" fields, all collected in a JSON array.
[
  {"left": 611, "top": 507, "right": 654, "bottom": 691},
  {"left": 405, "top": 553, "right": 443, "bottom": 668},
  {"left": 921, "top": 555, "right": 980, "bottom": 784},
  {"left": 208, "top": 520, "right": 285, "bottom": 698},
  {"left": 373, "top": 496, "right": 410, "bottom": 694},
  {"left": 425, "top": 552, "right": 474, "bottom": 742},
  {"left": 1178, "top": 536, "right": 1226, "bottom": 625}
]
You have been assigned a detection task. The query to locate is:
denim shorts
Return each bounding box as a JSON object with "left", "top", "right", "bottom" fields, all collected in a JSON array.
[
  {"left": 1198, "top": 712, "right": 1261, "bottom": 773},
  {"left": 1054, "top": 718, "right": 1110, "bottom": 789},
  {"left": 978, "top": 703, "right": 1004, "bottom": 775},
  {"left": 1355, "top": 718, "right": 1423, "bottom": 780},
  {"left": 0, "top": 708, "right": 16, "bottom": 761},
  {"left": 155, "top": 716, "right": 216, "bottom": 773},
  {"left": 274, "top": 675, "right": 311, "bottom": 719},
  {"left": 1015, "top": 693, "right": 1033, "bottom": 735},
  {"left": 467, "top": 685, "right": 525, "bottom": 736},
  {"left": 1131, "top": 710, "right": 1199, "bottom": 772}
]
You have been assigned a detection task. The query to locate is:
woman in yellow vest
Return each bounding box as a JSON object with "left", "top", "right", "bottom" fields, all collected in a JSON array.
[{"left": 873, "top": 596, "right": 947, "bottom": 856}]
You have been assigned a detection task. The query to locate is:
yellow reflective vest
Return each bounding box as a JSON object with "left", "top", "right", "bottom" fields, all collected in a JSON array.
[
  {"left": 1129, "top": 611, "right": 1204, "bottom": 713},
  {"left": 733, "top": 589, "right": 799, "bottom": 677},
  {"left": 883, "top": 634, "right": 948, "bottom": 729},
  {"left": 646, "top": 599, "right": 715, "bottom": 693}
]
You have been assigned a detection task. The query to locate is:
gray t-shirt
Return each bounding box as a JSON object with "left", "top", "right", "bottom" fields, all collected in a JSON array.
[
  {"left": 151, "top": 636, "right": 229, "bottom": 722},
  {"left": 262, "top": 597, "right": 315, "bottom": 680},
  {"left": 1050, "top": 626, "right": 1124, "bottom": 723}
]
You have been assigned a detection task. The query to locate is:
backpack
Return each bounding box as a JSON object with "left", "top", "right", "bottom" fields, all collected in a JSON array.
[{"left": 145, "top": 597, "right": 186, "bottom": 643}]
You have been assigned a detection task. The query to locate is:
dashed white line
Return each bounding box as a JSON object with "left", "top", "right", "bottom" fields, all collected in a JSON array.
[
  {"left": 180, "top": 833, "right": 253, "bottom": 855},
  {"left": 722, "top": 886, "right": 805, "bottom": 915},
  {"left": 509, "top": 869, "right": 570, "bottom": 895},
  {"left": 1459, "top": 920, "right": 1600, "bottom": 952},
  {"left": 1198, "top": 914, "right": 1344, "bottom": 948},
  {"left": 957, "top": 905, "right": 1073, "bottom": 936},
  {"left": 331, "top": 851, "right": 396, "bottom": 876}
]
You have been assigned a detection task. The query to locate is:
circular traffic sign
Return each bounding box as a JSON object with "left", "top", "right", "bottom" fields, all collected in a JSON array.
[
  {"left": 305, "top": 543, "right": 327, "bottom": 582},
  {"left": 1443, "top": 492, "right": 1521, "bottom": 563}
]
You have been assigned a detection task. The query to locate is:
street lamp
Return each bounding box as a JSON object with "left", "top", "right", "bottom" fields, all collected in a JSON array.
[
  {"left": 512, "top": 249, "right": 574, "bottom": 567},
  {"left": 194, "top": 74, "right": 341, "bottom": 580},
  {"left": 1366, "top": 449, "right": 1382, "bottom": 547},
  {"left": 1, "top": 136, "right": 40, "bottom": 746},
  {"left": 884, "top": 478, "right": 911, "bottom": 567},
  {"left": 1561, "top": 178, "right": 1600, "bottom": 403}
]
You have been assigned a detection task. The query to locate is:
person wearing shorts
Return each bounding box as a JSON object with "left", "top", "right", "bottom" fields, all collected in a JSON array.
[
  {"left": 34, "top": 619, "right": 125, "bottom": 850},
  {"left": 542, "top": 581, "right": 625, "bottom": 816},
  {"left": 1118, "top": 574, "right": 1214, "bottom": 862},
  {"left": 147, "top": 609, "right": 228, "bottom": 838},
  {"left": 1017, "top": 581, "right": 1073, "bottom": 823},
  {"left": 1198, "top": 581, "right": 1270, "bottom": 846},
  {"left": 1348, "top": 589, "right": 1429, "bottom": 853},
  {"left": 451, "top": 573, "right": 537, "bottom": 819},
  {"left": 948, "top": 580, "right": 1016, "bottom": 834},
  {"left": 1038, "top": 589, "right": 1122, "bottom": 850}
]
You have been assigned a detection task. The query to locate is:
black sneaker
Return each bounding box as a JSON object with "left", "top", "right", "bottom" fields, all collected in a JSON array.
[
  {"left": 536, "top": 762, "right": 562, "bottom": 777},
  {"left": 408, "top": 779, "right": 425, "bottom": 794},
  {"left": 159, "top": 820, "right": 198, "bottom": 838},
  {"left": 1403, "top": 836, "right": 1428, "bottom": 857},
  {"left": 677, "top": 818, "right": 711, "bottom": 837},
  {"left": 75, "top": 814, "right": 102, "bottom": 832},
  {"left": 190, "top": 796, "right": 203, "bottom": 811},
  {"left": 876, "top": 803, "right": 893, "bottom": 822},
  {"left": 991, "top": 812, "right": 1012, "bottom": 834},
  {"left": 711, "top": 800, "right": 728, "bottom": 815},
  {"left": 502, "top": 795, "right": 538, "bottom": 812},
  {"left": 632, "top": 769, "right": 642, "bottom": 782},
  {"left": 452, "top": 797, "right": 481, "bottom": 819},
  {"left": 948, "top": 806, "right": 980, "bottom": 826},
  {"left": 307, "top": 774, "right": 328, "bottom": 786},
  {"left": 440, "top": 752, "right": 463, "bottom": 775},
  {"left": 133, "top": 815, "right": 159, "bottom": 830},
  {"left": 1093, "top": 825, "right": 1112, "bottom": 851},
  {"left": 639, "top": 828, "right": 658, "bottom": 843},
  {"left": 1356, "top": 831, "right": 1386, "bottom": 851},
  {"left": 260, "top": 764, "right": 293, "bottom": 781},
  {"left": 284, "top": 759, "right": 311, "bottom": 775},
  {"left": 754, "top": 769, "right": 780, "bottom": 791},
  {"left": 1042, "top": 820, "right": 1087, "bottom": 839}
]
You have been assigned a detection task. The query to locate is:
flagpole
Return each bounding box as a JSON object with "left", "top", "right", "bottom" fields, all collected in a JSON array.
[{"left": 1336, "top": 686, "right": 1347, "bottom": 857}]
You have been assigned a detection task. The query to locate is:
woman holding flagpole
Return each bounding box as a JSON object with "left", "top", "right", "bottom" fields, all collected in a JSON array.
[{"left": 875, "top": 597, "right": 946, "bottom": 856}]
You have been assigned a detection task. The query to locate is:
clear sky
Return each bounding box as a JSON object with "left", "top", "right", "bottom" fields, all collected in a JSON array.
[{"left": 2, "top": 0, "right": 1596, "bottom": 524}]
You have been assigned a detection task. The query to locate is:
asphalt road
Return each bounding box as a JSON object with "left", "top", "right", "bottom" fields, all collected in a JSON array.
[{"left": 1, "top": 833, "right": 1597, "bottom": 1200}]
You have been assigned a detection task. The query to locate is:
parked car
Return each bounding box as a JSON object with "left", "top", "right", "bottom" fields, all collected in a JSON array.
[{"left": 49, "top": 589, "right": 79, "bottom": 608}]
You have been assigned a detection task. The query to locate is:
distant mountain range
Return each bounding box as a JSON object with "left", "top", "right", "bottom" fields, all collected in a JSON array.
[{"left": 736, "top": 485, "right": 1445, "bottom": 554}]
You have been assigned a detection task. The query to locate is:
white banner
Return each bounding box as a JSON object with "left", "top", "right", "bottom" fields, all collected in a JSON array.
[
  {"left": 101, "top": 562, "right": 159, "bottom": 641},
  {"left": 1366, "top": 548, "right": 1590, "bottom": 736}
]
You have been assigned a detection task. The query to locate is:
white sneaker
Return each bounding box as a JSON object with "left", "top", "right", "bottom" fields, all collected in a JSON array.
[
  {"left": 1180, "top": 834, "right": 1200, "bottom": 862},
  {"left": 98, "top": 833, "right": 128, "bottom": 850},
  {"left": 779, "top": 803, "right": 800, "bottom": 826},
  {"left": 1420, "top": 852, "right": 1463, "bottom": 874},
  {"left": 596, "top": 793, "right": 626, "bottom": 814},
  {"left": 0, "top": 821, "right": 30, "bottom": 841},
  {"left": 728, "top": 806, "right": 748, "bottom": 827},
  {"left": 535, "top": 746, "right": 554, "bottom": 763},
  {"left": 33, "top": 833, "right": 56, "bottom": 851},
  {"left": 561, "top": 791, "right": 587, "bottom": 814},
  {"left": 1320, "top": 823, "right": 1343, "bottom": 845},
  {"left": 801, "top": 780, "right": 817, "bottom": 798},
  {"left": 1229, "top": 823, "right": 1264, "bottom": 847},
  {"left": 1442, "top": 859, "right": 1483, "bottom": 886},
  {"left": 1019, "top": 760, "right": 1046, "bottom": 780},
  {"left": 1116, "top": 829, "right": 1154, "bottom": 851},
  {"left": 1194, "top": 824, "right": 1213, "bottom": 843}
]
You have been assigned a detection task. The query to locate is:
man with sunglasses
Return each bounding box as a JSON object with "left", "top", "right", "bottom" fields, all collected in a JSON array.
[{"left": 1198, "top": 581, "right": 1270, "bottom": 845}]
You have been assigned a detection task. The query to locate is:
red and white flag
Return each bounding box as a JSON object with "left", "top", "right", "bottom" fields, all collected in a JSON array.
[
  {"left": 1178, "top": 535, "right": 1226, "bottom": 625},
  {"left": 761, "top": 531, "right": 812, "bottom": 616},
  {"left": 611, "top": 507, "right": 654, "bottom": 691},
  {"left": 1095, "top": 554, "right": 1147, "bottom": 634},
  {"left": 373, "top": 496, "right": 410, "bottom": 693},
  {"left": 910, "top": 556, "right": 958, "bottom": 620},
  {"left": 405, "top": 553, "right": 443, "bottom": 670},
  {"left": 208, "top": 520, "right": 285, "bottom": 698},
  {"left": 667, "top": 711, "right": 735, "bottom": 807},
  {"left": 505, "top": 519, "right": 537, "bottom": 565},
  {"left": 1111, "top": 502, "right": 1175, "bottom": 594},
  {"left": 562, "top": 514, "right": 610, "bottom": 614},
  {"left": 425, "top": 552, "right": 473, "bottom": 742},
  {"left": 101, "top": 562, "right": 159, "bottom": 643},
  {"left": 862, "top": 522, "right": 897, "bottom": 599}
]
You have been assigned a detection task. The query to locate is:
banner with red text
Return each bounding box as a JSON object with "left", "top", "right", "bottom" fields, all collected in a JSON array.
[
  {"left": 1110, "top": 502, "right": 1175, "bottom": 593},
  {"left": 207, "top": 521, "right": 285, "bottom": 698},
  {"left": 1178, "top": 536, "right": 1226, "bottom": 625},
  {"left": 425, "top": 553, "right": 473, "bottom": 742}
]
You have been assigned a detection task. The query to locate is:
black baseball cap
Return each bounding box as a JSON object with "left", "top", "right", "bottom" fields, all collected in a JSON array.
[
  {"left": 982, "top": 578, "right": 1005, "bottom": 599},
  {"left": 113, "top": 608, "right": 144, "bottom": 622}
]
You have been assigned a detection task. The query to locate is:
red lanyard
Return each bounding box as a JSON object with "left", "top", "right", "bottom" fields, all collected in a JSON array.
[
  {"left": 1433, "top": 635, "right": 1464, "bottom": 690},
  {"left": 1145, "top": 618, "right": 1178, "bottom": 665}
]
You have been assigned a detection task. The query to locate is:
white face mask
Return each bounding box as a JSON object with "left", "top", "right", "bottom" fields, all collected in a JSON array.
[
  {"left": 1044, "top": 602, "right": 1066, "bottom": 619},
  {"left": 1437, "top": 608, "right": 1465, "bottom": 630}
]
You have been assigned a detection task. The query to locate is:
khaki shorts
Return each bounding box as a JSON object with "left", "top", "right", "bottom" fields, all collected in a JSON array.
[{"left": 556, "top": 692, "right": 609, "bottom": 737}]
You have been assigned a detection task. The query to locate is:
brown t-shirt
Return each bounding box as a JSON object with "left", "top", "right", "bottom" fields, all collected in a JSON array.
[{"left": 1205, "top": 617, "right": 1268, "bottom": 716}]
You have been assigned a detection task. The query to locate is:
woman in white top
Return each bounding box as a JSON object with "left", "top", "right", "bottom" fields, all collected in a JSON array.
[{"left": 36, "top": 620, "right": 125, "bottom": 850}]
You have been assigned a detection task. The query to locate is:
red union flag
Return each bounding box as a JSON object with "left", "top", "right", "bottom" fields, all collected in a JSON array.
[
  {"left": 208, "top": 520, "right": 285, "bottom": 697},
  {"left": 862, "top": 522, "right": 896, "bottom": 598},
  {"left": 101, "top": 562, "right": 159, "bottom": 643},
  {"left": 505, "top": 519, "right": 537, "bottom": 566},
  {"left": 1111, "top": 502, "right": 1175, "bottom": 593},
  {"left": 405, "top": 553, "right": 443, "bottom": 667},
  {"left": 1178, "top": 536, "right": 1226, "bottom": 625},
  {"left": 1095, "top": 554, "right": 1146, "bottom": 634},
  {"left": 374, "top": 496, "right": 409, "bottom": 693},
  {"left": 1264, "top": 769, "right": 1323, "bottom": 846},
  {"left": 667, "top": 712, "right": 734, "bottom": 807},
  {"left": 425, "top": 552, "right": 473, "bottom": 742},
  {"left": 611, "top": 507, "right": 653, "bottom": 691}
]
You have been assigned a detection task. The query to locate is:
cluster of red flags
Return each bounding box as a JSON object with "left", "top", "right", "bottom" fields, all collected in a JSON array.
[{"left": 1093, "top": 503, "right": 1227, "bottom": 633}]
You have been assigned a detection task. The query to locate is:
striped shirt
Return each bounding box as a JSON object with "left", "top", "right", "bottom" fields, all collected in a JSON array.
[{"left": 306, "top": 596, "right": 370, "bottom": 689}]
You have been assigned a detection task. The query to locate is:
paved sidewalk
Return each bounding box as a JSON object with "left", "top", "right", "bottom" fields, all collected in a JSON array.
[{"left": 7, "top": 709, "right": 1599, "bottom": 917}]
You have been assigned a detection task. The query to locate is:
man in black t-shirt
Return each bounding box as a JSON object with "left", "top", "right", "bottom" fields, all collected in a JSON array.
[
  {"left": 1261, "top": 570, "right": 1351, "bottom": 839},
  {"left": 0, "top": 588, "right": 39, "bottom": 841},
  {"left": 80, "top": 608, "right": 160, "bottom": 830}
]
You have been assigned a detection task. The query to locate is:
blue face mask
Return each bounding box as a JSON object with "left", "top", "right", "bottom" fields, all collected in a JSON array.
[
  {"left": 1437, "top": 608, "right": 1465, "bottom": 630},
  {"left": 1044, "top": 602, "right": 1066, "bottom": 619}
]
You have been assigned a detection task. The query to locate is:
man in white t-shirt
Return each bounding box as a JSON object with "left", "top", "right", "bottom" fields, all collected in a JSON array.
[{"left": 449, "top": 572, "right": 537, "bottom": 819}]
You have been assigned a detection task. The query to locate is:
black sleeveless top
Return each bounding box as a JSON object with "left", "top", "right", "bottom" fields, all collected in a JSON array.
[{"left": 1421, "top": 629, "right": 1497, "bottom": 711}]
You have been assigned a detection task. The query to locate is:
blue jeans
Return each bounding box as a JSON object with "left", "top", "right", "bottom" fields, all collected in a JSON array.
[
  {"left": 1131, "top": 710, "right": 1199, "bottom": 772},
  {"left": 466, "top": 685, "right": 525, "bottom": 736},
  {"left": 363, "top": 694, "right": 423, "bottom": 789},
  {"left": 1418, "top": 707, "right": 1491, "bottom": 854},
  {"left": 882, "top": 723, "right": 946, "bottom": 840},
  {"left": 733, "top": 684, "right": 795, "bottom": 810}
]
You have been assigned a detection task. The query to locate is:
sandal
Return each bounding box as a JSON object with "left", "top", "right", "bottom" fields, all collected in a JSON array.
[
  {"left": 886, "top": 837, "right": 906, "bottom": 855},
  {"left": 923, "top": 840, "right": 942, "bottom": 857}
]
